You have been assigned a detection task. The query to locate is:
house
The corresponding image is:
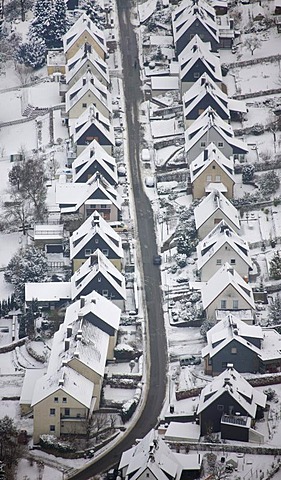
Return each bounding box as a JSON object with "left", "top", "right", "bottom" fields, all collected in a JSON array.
[
  {"left": 183, "top": 73, "right": 229, "bottom": 127},
  {"left": 201, "top": 262, "right": 255, "bottom": 320},
  {"left": 172, "top": 2, "right": 220, "bottom": 55},
  {"left": 179, "top": 35, "right": 222, "bottom": 94},
  {"left": 72, "top": 139, "right": 117, "bottom": 185},
  {"left": 47, "top": 50, "right": 66, "bottom": 76},
  {"left": 202, "top": 314, "right": 263, "bottom": 375},
  {"left": 119, "top": 429, "right": 202, "bottom": 480},
  {"left": 65, "top": 70, "right": 112, "bottom": 120},
  {"left": 212, "top": 0, "right": 228, "bottom": 16},
  {"left": 196, "top": 220, "right": 252, "bottom": 281},
  {"left": 70, "top": 210, "right": 123, "bottom": 271},
  {"left": 56, "top": 172, "right": 122, "bottom": 221},
  {"left": 32, "top": 366, "right": 95, "bottom": 444},
  {"left": 65, "top": 43, "right": 110, "bottom": 89},
  {"left": 64, "top": 290, "right": 121, "bottom": 360},
  {"left": 202, "top": 314, "right": 281, "bottom": 376},
  {"left": 71, "top": 249, "right": 126, "bottom": 309},
  {"left": 70, "top": 105, "right": 114, "bottom": 155},
  {"left": 215, "top": 12, "right": 235, "bottom": 49},
  {"left": 185, "top": 107, "right": 249, "bottom": 164},
  {"left": 63, "top": 13, "right": 107, "bottom": 61},
  {"left": 194, "top": 189, "right": 240, "bottom": 239},
  {"left": 196, "top": 365, "right": 266, "bottom": 440},
  {"left": 190, "top": 143, "right": 235, "bottom": 199}
]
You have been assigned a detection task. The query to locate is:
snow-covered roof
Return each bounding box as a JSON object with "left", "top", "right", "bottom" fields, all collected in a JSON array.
[
  {"left": 197, "top": 366, "right": 266, "bottom": 416},
  {"left": 179, "top": 35, "right": 222, "bottom": 83},
  {"left": 63, "top": 13, "right": 107, "bottom": 57},
  {"left": 72, "top": 139, "right": 117, "bottom": 184},
  {"left": 185, "top": 107, "right": 249, "bottom": 155},
  {"left": 65, "top": 44, "right": 109, "bottom": 86},
  {"left": 31, "top": 365, "right": 94, "bottom": 408},
  {"left": 65, "top": 70, "right": 111, "bottom": 116},
  {"left": 119, "top": 429, "right": 182, "bottom": 479},
  {"left": 20, "top": 368, "right": 47, "bottom": 405},
  {"left": 190, "top": 142, "right": 234, "bottom": 184},
  {"left": 71, "top": 209, "right": 120, "bottom": 246},
  {"left": 33, "top": 224, "right": 64, "bottom": 241},
  {"left": 197, "top": 220, "right": 252, "bottom": 271},
  {"left": 48, "top": 314, "right": 109, "bottom": 378},
  {"left": 71, "top": 249, "right": 126, "bottom": 301},
  {"left": 70, "top": 105, "right": 114, "bottom": 147},
  {"left": 56, "top": 173, "right": 121, "bottom": 214},
  {"left": 25, "top": 282, "right": 71, "bottom": 302},
  {"left": 151, "top": 76, "right": 179, "bottom": 91},
  {"left": 173, "top": 4, "right": 219, "bottom": 48},
  {"left": 64, "top": 290, "right": 121, "bottom": 334},
  {"left": 165, "top": 422, "right": 200, "bottom": 442},
  {"left": 194, "top": 189, "right": 240, "bottom": 231},
  {"left": 69, "top": 211, "right": 123, "bottom": 261},
  {"left": 183, "top": 73, "right": 229, "bottom": 119},
  {"left": 201, "top": 262, "right": 255, "bottom": 311}
]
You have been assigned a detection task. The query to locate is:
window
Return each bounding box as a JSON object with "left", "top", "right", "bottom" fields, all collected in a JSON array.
[
  {"left": 216, "top": 259, "right": 222, "bottom": 265},
  {"left": 62, "top": 397, "right": 67, "bottom": 403},
  {"left": 233, "top": 299, "right": 239, "bottom": 309},
  {"left": 102, "top": 289, "right": 108, "bottom": 296},
  {"left": 64, "top": 408, "right": 70, "bottom": 416},
  {"left": 50, "top": 409, "right": 55, "bottom": 416},
  {"left": 231, "top": 347, "right": 237, "bottom": 354},
  {"left": 85, "top": 249, "right": 91, "bottom": 256},
  {"left": 230, "top": 258, "right": 236, "bottom": 265},
  {"left": 82, "top": 103, "right": 87, "bottom": 108},
  {"left": 221, "top": 299, "right": 227, "bottom": 309},
  {"left": 214, "top": 218, "right": 222, "bottom": 224},
  {"left": 217, "top": 16, "right": 221, "bottom": 25},
  {"left": 95, "top": 238, "right": 99, "bottom": 244},
  {"left": 222, "top": 362, "right": 228, "bottom": 369},
  {"left": 217, "top": 405, "right": 224, "bottom": 411},
  {"left": 218, "top": 141, "right": 224, "bottom": 148},
  {"left": 200, "top": 141, "right": 206, "bottom": 148},
  {"left": 102, "top": 249, "right": 109, "bottom": 256},
  {"left": 50, "top": 425, "right": 55, "bottom": 432},
  {"left": 206, "top": 175, "right": 212, "bottom": 182},
  {"left": 54, "top": 397, "right": 58, "bottom": 403},
  {"left": 194, "top": 72, "right": 200, "bottom": 79},
  {"left": 215, "top": 175, "right": 221, "bottom": 182},
  {"left": 212, "top": 165, "right": 216, "bottom": 169},
  {"left": 98, "top": 277, "right": 102, "bottom": 282}
]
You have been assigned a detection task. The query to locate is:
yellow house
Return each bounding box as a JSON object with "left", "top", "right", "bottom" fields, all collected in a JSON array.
[
  {"left": 65, "top": 44, "right": 110, "bottom": 89},
  {"left": 47, "top": 50, "right": 66, "bottom": 76},
  {"left": 63, "top": 13, "right": 107, "bottom": 61},
  {"left": 190, "top": 142, "right": 235, "bottom": 199}
]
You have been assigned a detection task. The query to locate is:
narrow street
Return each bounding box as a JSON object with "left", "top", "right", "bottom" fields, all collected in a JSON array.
[{"left": 68, "top": 1, "right": 168, "bottom": 478}]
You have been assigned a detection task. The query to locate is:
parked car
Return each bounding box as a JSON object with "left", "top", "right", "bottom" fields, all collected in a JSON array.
[
  {"left": 180, "top": 355, "right": 201, "bottom": 366},
  {"left": 153, "top": 254, "right": 162, "bottom": 265}
]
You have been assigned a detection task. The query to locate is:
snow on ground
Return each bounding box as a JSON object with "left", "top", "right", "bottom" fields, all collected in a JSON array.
[
  {"left": 0, "top": 89, "right": 24, "bottom": 122},
  {"left": 28, "top": 82, "right": 61, "bottom": 108},
  {"left": 103, "top": 385, "right": 136, "bottom": 403},
  {"left": 16, "top": 460, "right": 63, "bottom": 480},
  {"left": 0, "top": 119, "right": 38, "bottom": 155}
]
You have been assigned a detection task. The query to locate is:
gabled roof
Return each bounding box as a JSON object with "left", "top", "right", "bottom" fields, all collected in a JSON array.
[
  {"left": 63, "top": 13, "right": 107, "bottom": 57},
  {"left": 66, "top": 44, "right": 109, "bottom": 86},
  {"left": 70, "top": 105, "right": 114, "bottom": 147},
  {"left": 194, "top": 189, "right": 240, "bottom": 231},
  {"left": 31, "top": 365, "right": 94, "bottom": 408},
  {"left": 197, "top": 366, "right": 266, "bottom": 416},
  {"left": 71, "top": 249, "right": 126, "bottom": 301},
  {"left": 197, "top": 220, "right": 252, "bottom": 271},
  {"left": 201, "top": 262, "right": 255, "bottom": 311},
  {"left": 190, "top": 142, "right": 234, "bottom": 183},
  {"left": 202, "top": 314, "right": 263, "bottom": 359},
  {"left": 56, "top": 173, "right": 122, "bottom": 214},
  {"left": 183, "top": 73, "right": 229, "bottom": 119},
  {"left": 72, "top": 139, "right": 117, "bottom": 184},
  {"left": 185, "top": 107, "right": 249, "bottom": 155},
  {"left": 65, "top": 70, "right": 111, "bottom": 116},
  {"left": 70, "top": 212, "right": 123, "bottom": 261},
  {"left": 179, "top": 35, "right": 222, "bottom": 83},
  {"left": 173, "top": 6, "right": 219, "bottom": 48},
  {"left": 119, "top": 429, "right": 181, "bottom": 480},
  {"left": 173, "top": 0, "right": 216, "bottom": 24},
  {"left": 64, "top": 290, "right": 121, "bottom": 335},
  {"left": 71, "top": 210, "right": 120, "bottom": 246}
]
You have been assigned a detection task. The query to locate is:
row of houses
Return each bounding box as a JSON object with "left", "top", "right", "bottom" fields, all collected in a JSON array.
[
  {"left": 22, "top": 11, "right": 131, "bottom": 444},
  {"left": 160, "top": 0, "right": 275, "bottom": 446}
]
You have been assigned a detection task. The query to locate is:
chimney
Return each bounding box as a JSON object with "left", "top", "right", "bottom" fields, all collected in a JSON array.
[
  {"left": 64, "top": 339, "right": 70, "bottom": 351},
  {"left": 203, "top": 149, "right": 208, "bottom": 161},
  {"left": 91, "top": 298, "right": 96, "bottom": 304},
  {"left": 66, "top": 326, "right": 72, "bottom": 338},
  {"left": 90, "top": 253, "right": 98, "bottom": 266},
  {"left": 83, "top": 78, "right": 86, "bottom": 86},
  {"left": 96, "top": 111, "right": 99, "bottom": 121},
  {"left": 58, "top": 378, "right": 64, "bottom": 386},
  {"left": 90, "top": 148, "right": 95, "bottom": 158},
  {"left": 74, "top": 351, "right": 80, "bottom": 358},
  {"left": 227, "top": 363, "right": 234, "bottom": 369},
  {"left": 80, "top": 297, "right": 85, "bottom": 308},
  {"left": 193, "top": 44, "right": 197, "bottom": 53}
]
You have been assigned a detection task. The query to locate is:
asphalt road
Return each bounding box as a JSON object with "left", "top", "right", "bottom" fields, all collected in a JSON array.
[{"left": 68, "top": 1, "right": 167, "bottom": 478}]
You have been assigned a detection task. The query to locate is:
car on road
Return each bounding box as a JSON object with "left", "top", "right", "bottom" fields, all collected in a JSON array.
[{"left": 153, "top": 254, "right": 162, "bottom": 265}]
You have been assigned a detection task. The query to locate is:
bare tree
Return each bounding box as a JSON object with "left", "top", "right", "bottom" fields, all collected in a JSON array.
[{"left": 243, "top": 36, "right": 261, "bottom": 56}]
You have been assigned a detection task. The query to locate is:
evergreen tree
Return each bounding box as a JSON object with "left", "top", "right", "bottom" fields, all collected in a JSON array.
[
  {"left": 268, "top": 294, "right": 281, "bottom": 325},
  {"left": 242, "top": 164, "right": 255, "bottom": 184},
  {"left": 31, "top": 0, "right": 52, "bottom": 41},
  {"left": 269, "top": 251, "right": 281, "bottom": 280},
  {"left": 53, "top": 0, "right": 69, "bottom": 41},
  {"left": 80, "top": 0, "right": 106, "bottom": 28},
  {"left": 4, "top": 246, "right": 48, "bottom": 305},
  {"left": 17, "top": 37, "right": 47, "bottom": 69}
]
